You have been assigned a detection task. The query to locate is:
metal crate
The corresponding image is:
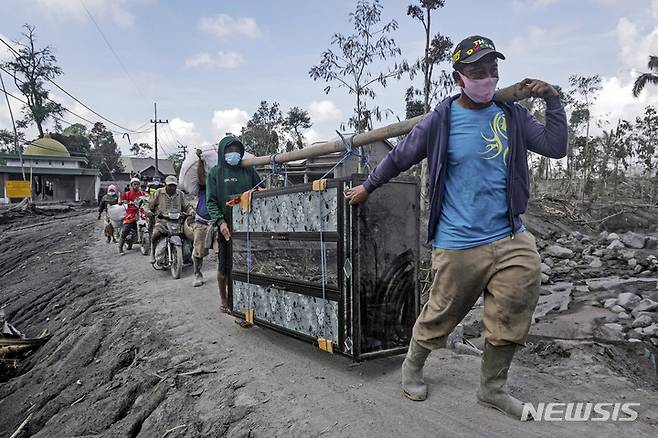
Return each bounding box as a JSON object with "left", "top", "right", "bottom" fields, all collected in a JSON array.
[{"left": 229, "top": 174, "right": 420, "bottom": 360}]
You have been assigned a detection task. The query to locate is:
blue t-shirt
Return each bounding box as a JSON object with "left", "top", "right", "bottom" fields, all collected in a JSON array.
[
  {"left": 433, "top": 101, "right": 522, "bottom": 249},
  {"left": 196, "top": 187, "right": 211, "bottom": 221}
]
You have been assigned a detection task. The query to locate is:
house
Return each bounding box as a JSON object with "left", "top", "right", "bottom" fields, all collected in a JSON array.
[
  {"left": 116, "top": 157, "right": 176, "bottom": 182},
  {"left": 0, "top": 135, "right": 100, "bottom": 203}
]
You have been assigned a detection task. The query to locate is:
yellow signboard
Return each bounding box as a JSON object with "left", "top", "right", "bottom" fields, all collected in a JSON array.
[{"left": 6, "top": 180, "right": 32, "bottom": 198}]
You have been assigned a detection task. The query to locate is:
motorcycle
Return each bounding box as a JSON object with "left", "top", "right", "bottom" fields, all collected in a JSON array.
[
  {"left": 137, "top": 195, "right": 151, "bottom": 256},
  {"left": 152, "top": 210, "right": 193, "bottom": 279}
]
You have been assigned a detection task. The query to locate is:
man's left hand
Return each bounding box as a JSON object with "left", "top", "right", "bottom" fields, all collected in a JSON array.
[{"left": 522, "top": 78, "right": 558, "bottom": 99}]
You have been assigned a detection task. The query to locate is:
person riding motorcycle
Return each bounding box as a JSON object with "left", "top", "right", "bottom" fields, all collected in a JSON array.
[
  {"left": 146, "top": 175, "right": 195, "bottom": 264},
  {"left": 98, "top": 184, "right": 119, "bottom": 243},
  {"left": 98, "top": 184, "right": 119, "bottom": 219},
  {"left": 118, "top": 177, "right": 147, "bottom": 255}
]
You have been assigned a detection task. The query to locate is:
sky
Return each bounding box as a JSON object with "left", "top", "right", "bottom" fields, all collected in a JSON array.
[{"left": 1, "top": 0, "right": 657, "bottom": 158}]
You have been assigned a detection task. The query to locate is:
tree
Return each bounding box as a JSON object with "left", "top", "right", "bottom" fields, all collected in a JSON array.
[
  {"left": 309, "top": 0, "right": 408, "bottom": 132},
  {"left": 283, "top": 107, "right": 312, "bottom": 151},
  {"left": 568, "top": 74, "right": 601, "bottom": 197},
  {"left": 240, "top": 101, "right": 284, "bottom": 156},
  {"left": 1, "top": 24, "right": 64, "bottom": 137},
  {"left": 406, "top": 0, "right": 453, "bottom": 113},
  {"left": 634, "top": 105, "right": 658, "bottom": 201},
  {"left": 601, "top": 120, "right": 634, "bottom": 203},
  {"left": 88, "top": 122, "right": 123, "bottom": 179},
  {"left": 50, "top": 123, "right": 91, "bottom": 158},
  {"left": 0, "top": 129, "right": 25, "bottom": 154},
  {"left": 632, "top": 55, "right": 658, "bottom": 98},
  {"left": 129, "top": 142, "right": 153, "bottom": 157}
]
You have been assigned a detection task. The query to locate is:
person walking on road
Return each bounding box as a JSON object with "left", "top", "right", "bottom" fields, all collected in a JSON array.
[
  {"left": 206, "top": 136, "right": 262, "bottom": 314},
  {"left": 345, "top": 35, "right": 568, "bottom": 420}
]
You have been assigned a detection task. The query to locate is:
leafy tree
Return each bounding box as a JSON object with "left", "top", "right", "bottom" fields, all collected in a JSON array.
[
  {"left": 1, "top": 24, "right": 64, "bottom": 137},
  {"left": 309, "top": 0, "right": 408, "bottom": 132},
  {"left": 405, "top": 94, "right": 425, "bottom": 119},
  {"left": 283, "top": 107, "right": 312, "bottom": 151},
  {"left": 129, "top": 142, "right": 153, "bottom": 157},
  {"left": 50, "top": 123, "right": 91, "bottom": 158},
  {"left": 240, "top": 101, "right": 284, "bottom": 156},
  {"left": 632, "top": 56, "right": 658, "bottom": 97},
  {"left": 406, "top": 0, "right": 453, "bottom": 113},
  {"left": 62, "top": 123, "right": 87, "bottom": 137},
  {"left": 0, "top": 129, "right": 25, "bottom": 154},
  {"left": 88, "top": 122, "right": 123, "bottom": 179}
]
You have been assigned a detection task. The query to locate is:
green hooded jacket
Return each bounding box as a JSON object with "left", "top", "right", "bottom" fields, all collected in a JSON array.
[{"left": 206, "top": 136, "right": 262, "bottom": 226}]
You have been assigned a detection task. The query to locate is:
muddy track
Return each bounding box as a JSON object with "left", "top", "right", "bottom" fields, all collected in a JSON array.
[{"left": 0, "top": 212, "right": 253, "bottom": 437}]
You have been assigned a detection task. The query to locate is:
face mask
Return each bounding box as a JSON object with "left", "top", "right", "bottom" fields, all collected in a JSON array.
[
  {"left": 457, "top": 71, "right": 498, "bottom": 103},
  {"left": 225, "top": 152, "right": 241, "bottom": 166},
  {"left": 108, "top": 191, "right": 116, "bottom": 196}
]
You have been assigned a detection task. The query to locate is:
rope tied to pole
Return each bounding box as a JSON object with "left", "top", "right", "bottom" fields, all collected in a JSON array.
[{"left": 318, "top": 131, "right": 372, "bottom": 181}]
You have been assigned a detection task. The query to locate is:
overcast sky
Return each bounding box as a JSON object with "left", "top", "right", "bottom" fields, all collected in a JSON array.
[{"left": 1, "top": 0, "right": 657, "bottom": 158}]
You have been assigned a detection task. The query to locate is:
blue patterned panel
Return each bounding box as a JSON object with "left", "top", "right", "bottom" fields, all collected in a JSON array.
[
  {"left": 232, "top": 280, "right": 339, "bottom": 344},
  {"left": 233, "top": 188, "right": 338, "bottom": 233}
]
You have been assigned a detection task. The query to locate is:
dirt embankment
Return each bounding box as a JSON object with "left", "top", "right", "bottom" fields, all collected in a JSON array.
[{"left": 0, "top": 210, "right": 253, "bottom": 437}]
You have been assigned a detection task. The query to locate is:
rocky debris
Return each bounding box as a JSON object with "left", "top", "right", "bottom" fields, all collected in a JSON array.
[
  {"left": 632, "top": 314, "right": 653, "bottom": 328},
  {"left": 607, "top": 240, "right": 626, "bottom": 251},
  {"left": 536, "top": 228, "right": 658, "bottom": 285},
  {"left": 599, "top": 323, "right": 625, "bottom": 341},
  {"left": 596, "top": 288, "right": 658, "bottom": 346},
  {"left": 545, "top": 245, "right": 573, "bottom": 259},
  {"left": 620, "top": 231, "right": 647, "bottom": 249},
  {"left": 643, "top": 323, "right": 658, "bottom": 337},
  {"left": 588, "top": 257, "right": 603, "bottom": 268},
  {"left": 635, "top": 298, "right": 658, "bottom": 313},
  {"left": 617, "top": 292, "right": 642, "bottom": 310}
]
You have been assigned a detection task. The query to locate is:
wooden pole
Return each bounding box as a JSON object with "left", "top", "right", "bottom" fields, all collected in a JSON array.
[
  {"left": 241, "top": 114, "right": 425, "bottom": 167},
  {"left": 240, "top": 82, "right": 529, "bottom": 167}
]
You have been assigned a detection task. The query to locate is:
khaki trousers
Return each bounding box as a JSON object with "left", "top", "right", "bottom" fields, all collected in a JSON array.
[
  {"left": 192, "top": 222, "right": 210, "bottom": 258},
  {"left": 413, "top": 231, "right": 541, "bottom": 349}
]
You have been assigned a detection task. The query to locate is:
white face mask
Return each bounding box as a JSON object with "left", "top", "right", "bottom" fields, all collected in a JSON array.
[{"left": 108, "top": 190, "right": 116, "bottom": 196}]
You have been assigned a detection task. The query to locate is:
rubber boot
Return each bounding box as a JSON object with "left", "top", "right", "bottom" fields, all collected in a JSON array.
[
  {"left": 192, "top": 257, "right": 204, "bottom": 287},
  {"left": 401, "top": 337, "right": 431, "bottom": 401},
  {"left": 476, "top": 341, "right": 530, "bottom": 421},
  {"left": 118, "top": 236, "right": 125, "bottom": 255},
  {"left": 149, "top": 242, "right": 156, "bottom": 264}
]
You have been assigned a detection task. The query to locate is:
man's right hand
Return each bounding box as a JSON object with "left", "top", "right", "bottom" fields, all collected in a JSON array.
[
  {"left": 219, "top": 222, "right": 231, "bottom": 241},
  {"left": 344, "top": 185, "right": 369, "bottom": 205}
]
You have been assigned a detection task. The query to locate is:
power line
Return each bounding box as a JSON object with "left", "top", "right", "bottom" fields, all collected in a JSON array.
[
  {"left": 0, "top": 36, "right": 150, "bottom": 134},
  {"left": 0, "top": 65, "right": 149, "bottom": 137},
  {"left": 78, "top": 0, "right": 148, "bottom": 102}
]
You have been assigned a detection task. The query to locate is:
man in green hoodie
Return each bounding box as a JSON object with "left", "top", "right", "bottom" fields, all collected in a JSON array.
[{"left": 206, "top": 135, "right": 262, "bottom": 313}]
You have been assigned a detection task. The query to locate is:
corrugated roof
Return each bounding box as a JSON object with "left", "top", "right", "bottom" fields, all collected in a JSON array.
[{"left": 120, "top": 156, "right": 175, "bottom": 175}]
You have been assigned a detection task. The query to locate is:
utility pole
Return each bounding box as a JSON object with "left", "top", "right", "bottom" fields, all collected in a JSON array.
[{"left": 150, "top": 102, "right": 168, "bottom": 180}]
